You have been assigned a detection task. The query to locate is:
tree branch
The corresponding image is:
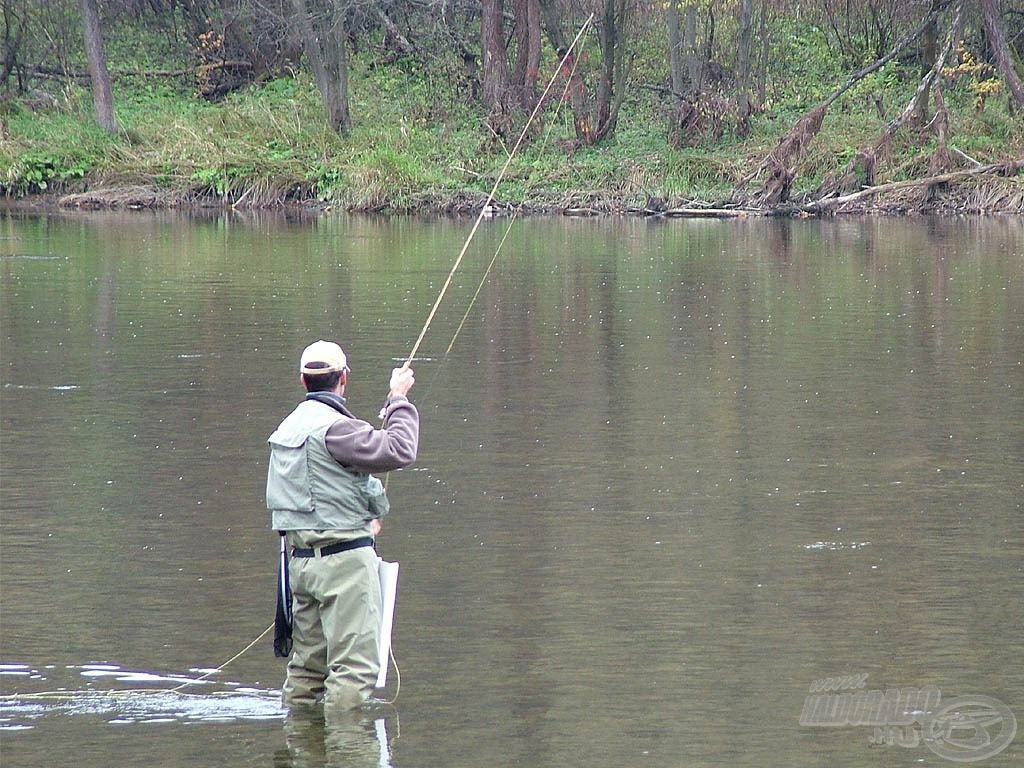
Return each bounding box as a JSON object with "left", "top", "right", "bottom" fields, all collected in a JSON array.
[{"left": 800, "top": 161, "right": 1023, "bottom": 213}]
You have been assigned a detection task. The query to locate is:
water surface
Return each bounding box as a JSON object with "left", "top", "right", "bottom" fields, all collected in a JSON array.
[{"left": 1, "top": 210, "right": 1021, "bottom": 767}]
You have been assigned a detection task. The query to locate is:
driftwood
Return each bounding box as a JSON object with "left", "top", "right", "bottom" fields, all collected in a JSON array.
[
  {"left": 661, "top": 207, "right": 757, "bottom": 218},
  {"left": 799, "top": 161, "right": 1023, "bottom": 213}
]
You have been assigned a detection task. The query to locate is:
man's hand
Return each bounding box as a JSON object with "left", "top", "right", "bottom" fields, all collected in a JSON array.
[
  {"left": 389, "top": 366, "right": 415, "bottom": 398},
  {"left": 370, "top": 519, "right": 382, "bottom": 537}
]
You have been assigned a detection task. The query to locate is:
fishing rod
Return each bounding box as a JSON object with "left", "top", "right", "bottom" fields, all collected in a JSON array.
[
  {"left": 177, "top": 14, "right": 598, "bottom": 696},
  {"left": 373, "top": 26, "right": 595, "bottom": 698},
  {"left": 401, "top": 13, "right": 595, "bottom": 369},
  {"left": 444, "top": 48, "right": 588, "bottom": 356},
  {"left": 1, "top": 26, "right": 600, "bottom": 721}
]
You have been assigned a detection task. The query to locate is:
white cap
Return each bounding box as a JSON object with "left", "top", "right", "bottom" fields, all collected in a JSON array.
[{"left": 299, "top": 340, "right": 348, "bottom": 374}]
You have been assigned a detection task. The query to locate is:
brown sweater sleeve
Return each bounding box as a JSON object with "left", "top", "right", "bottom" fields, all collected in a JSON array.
[{"left": 322, "top": 396, "right": 419, "bottom": 473}]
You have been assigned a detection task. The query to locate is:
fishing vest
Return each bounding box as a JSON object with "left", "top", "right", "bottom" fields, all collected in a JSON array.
[{"left": 266, "top": 399, "right": 389, "bottom": 531}]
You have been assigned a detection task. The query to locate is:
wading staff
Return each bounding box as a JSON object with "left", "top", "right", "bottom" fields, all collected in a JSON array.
[{"left": 399, "top": 13, "right": 595, "bottom": 370}]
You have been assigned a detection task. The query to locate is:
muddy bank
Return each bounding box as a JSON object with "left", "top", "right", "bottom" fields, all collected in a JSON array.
[{"left": 3, "top": 173, "right": 1022, "bottom": 217}]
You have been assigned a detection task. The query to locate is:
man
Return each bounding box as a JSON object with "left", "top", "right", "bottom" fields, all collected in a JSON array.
[{"left": 267, "top": 339, "right": 418, "bottom": 711}]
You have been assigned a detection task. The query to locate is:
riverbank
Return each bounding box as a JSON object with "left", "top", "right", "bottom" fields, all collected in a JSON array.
[
  {"left": 3, "top": 70, "right": 1023, "bottom": 217},
  {"left": 7, "top": 174, "right": 1022, "bottom": 218}
]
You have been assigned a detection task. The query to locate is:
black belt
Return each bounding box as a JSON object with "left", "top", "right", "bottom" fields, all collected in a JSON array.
[{"left": 291, "top": 536, "right": 375, "bottom": 558}]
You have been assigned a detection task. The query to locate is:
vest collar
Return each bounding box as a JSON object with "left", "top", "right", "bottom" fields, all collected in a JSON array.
[{"left": 304, "top": 391, "right": 350, "bottom": 416}]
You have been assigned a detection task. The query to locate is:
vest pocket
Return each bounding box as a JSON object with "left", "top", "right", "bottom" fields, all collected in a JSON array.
[
  {"left": 267, "top": 437, "right": 314, "bottom": 512},
  {"left": 363, "top": 474, "right": 390, "bottom": 518}
]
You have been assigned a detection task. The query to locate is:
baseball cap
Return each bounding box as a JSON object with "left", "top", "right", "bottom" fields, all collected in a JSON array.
[{"left": 299, "top": 340, "right": 348, "bottom": 374}]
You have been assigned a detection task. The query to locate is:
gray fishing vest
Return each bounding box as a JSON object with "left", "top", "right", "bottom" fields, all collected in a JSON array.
[{"left": 266, "top": 399, "right": 389, "bottom": 531}]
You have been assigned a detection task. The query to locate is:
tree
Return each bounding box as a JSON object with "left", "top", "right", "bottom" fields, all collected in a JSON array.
[
  {"left": 978, "top": 0, "right": 1024, "bottom": 110},
  {"left": 664, "top": 2, "right": 704, "bottom": 97},
  {"left": 536, "top": 0, "right": 632, "bottom": 146},
  {"left": 735, "top": 0, "right": 754, "bottom": 134},
  {"left": 291, "top": 0, "right": 351, "bottom": 133},
  {"left": 481, "top": 0, "right": 544, "bottom": 133},
  {"left": 912, "top": 9, "right": 940, "bottom": 123},
  {"left": 481, "top": 0, "right": 512, "bottom": 116},
  {"left": 80, "top": 0, "right": 117, "bottom": 132},
  {"left": 592, "top": 0, "right": 631, "bottom": 141},
  {"left": 511, "top": 0, "right": 542, "bottom": 109},
  {"left": 666, "top": 1, "right": 684, "bottom": 96}
]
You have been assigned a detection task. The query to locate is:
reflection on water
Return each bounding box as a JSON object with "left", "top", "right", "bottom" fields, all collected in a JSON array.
[
  {"left": 1, "top": 210, "right": 1022, "bottom": 768},
  {"left": 278, "top": 707, "right": 394, "bottom": 768},
  {"left": 0, "top": 663, "right": 283, "bottom": 728}
]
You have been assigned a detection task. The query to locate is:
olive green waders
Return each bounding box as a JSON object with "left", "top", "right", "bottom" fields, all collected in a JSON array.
[{"left": 284, "top": 530, "right": 382, "bottom": 711}]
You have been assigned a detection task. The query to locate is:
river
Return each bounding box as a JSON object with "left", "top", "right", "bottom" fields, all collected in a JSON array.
[{"left": 1, "top": 209, "right": 1021, "bottom": 767}]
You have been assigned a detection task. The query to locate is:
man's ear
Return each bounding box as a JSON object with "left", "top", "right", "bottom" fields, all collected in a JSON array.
[{"left": 339, "top": 371, "right": 347, "bottom": 386}]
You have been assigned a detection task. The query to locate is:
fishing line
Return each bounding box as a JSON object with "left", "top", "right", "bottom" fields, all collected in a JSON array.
[
  {"left": 378, "top": 646, "right": 401, "bottom": 705},
  {"left": 377, "top": 17, "right": 595, "bottom": 698},
  {"left": 171, "top": 621, "right": 275, "bottom": 692},
  {"left": 0, "top": 623, "right": 278, "bottom": 706},
  {"left": 2, "top": 15, "right": 600, "bottom": 714},
  {"left": 443, "top": 44, "right": 589, "bottom": 356},
  {"left": 385, "top": 14, "right": 593, "bottom": 429},
  {"left": 0, "top": 621, "right": 401, "bottom": 709},
  {"left": 401, "top": 13, "right": 595, "bottom": 369}
]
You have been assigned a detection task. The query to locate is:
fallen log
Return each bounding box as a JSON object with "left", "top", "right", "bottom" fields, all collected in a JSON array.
[
  {"left": 662, "top": 207, "right": 759, "bottom": 218},
  {"left": 799, "top": 161, "right": 1023, "bottom": 213}
]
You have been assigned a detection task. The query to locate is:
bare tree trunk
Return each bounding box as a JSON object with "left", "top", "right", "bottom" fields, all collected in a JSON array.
[
  {"left": 80, "top": 0, "right": 117, "bottom": 132},
  {"left": 536, "top": 0, "right": 568, "bottom": 54},
  {"left": 532, "top": 0, "right": 592, "bottom": 143},
  {"left": 978, "top": 0, "right": 1024, "bottom": 110},
  {"left": 511, "top": 0, "right": 542, "bottom": 110},
  {"left": 595, "top": 0, "right": 617, "bottom": 131},
  {"left": 2, "top": 1, "right": 27, "bottom": 139},
  {"left": 735, "top": 0, "right": 754, "bottom": 134},
  {"left": 591, "top": 0, "right": 632, "bottom": 142},
  {"left": 375, "top": 7, "right": 414, "bottom": 55},
  {"left": 667, "top": 2, "right": 684, "bottom": 96},
  {"left": 756, "top": 0, "right": 770, "bottom": 105},
  {"left": 912, "top": 12, "right": 939, "bottom": 124},
  {"left": 535, "top": 3, "right": 622, "bottom": 146},
  {"left": 481, "top": 0, "right": 511, "bottom": 114},
  {"left": 291, "top": 0, "right": 350, "bottom": 134},
  {"left": 683, "top": 4, "right": 701, "bottom": 91}
]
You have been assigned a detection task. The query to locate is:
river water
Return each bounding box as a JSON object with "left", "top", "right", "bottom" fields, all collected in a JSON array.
[{"left": 1, "top": 210, "right": 1021, "bottom": 767}]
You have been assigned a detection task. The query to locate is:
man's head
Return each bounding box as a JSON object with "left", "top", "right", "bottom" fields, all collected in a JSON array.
[{"left": 299, "top": 339, "right": 348, "bottom": 392}]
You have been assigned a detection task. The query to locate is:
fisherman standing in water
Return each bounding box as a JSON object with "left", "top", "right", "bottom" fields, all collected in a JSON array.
[{"left": 266, "top": 340, "right": 418, "bottom": 711}]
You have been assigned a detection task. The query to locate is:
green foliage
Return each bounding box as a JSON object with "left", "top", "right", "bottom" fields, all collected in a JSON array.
[
  {"left": 2, "top": 13, "right": 1022, "bottom": 210},
  {"left": 662, "top": 151, "right": 736, "bottom": 199},
  {"left": 307, "top": 162, "right": 350, "bottom": 202},
  {"left": 839, "top": 61, "right": 901, "bottom": 111},
  {"left": 4, "top": 151, "right": 88, "bottom": 195},
  {"left": 765, "top": 19, "right": 843, "bottom": 109}
]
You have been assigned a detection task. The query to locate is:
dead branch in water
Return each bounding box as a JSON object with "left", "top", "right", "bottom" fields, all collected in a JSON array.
[{"left": 798, "top": 161, "right": 1023, "bottom": 213}]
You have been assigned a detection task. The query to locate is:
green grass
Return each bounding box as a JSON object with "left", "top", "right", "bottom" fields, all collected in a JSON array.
[{"left": 2, "top": 52, "right": 1022, "bottom": 211}]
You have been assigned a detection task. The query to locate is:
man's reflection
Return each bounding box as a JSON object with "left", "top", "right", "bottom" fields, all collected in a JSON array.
[{"left": 275, "top": 704, "right": 395, "bottom": 768}]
